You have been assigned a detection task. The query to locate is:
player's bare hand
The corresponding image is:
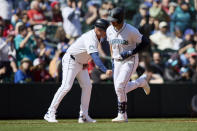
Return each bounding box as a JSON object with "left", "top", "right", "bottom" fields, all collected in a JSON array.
[{"left": 106, "top": 70, "right": 112, "bottom": 77}]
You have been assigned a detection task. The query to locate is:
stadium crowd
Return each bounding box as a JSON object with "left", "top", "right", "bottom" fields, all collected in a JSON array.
[{"left": 0, "top": 0, "right": 197, "bottom": 84}]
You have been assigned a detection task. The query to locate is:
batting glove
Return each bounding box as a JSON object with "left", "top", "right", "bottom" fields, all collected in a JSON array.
[{"left": 120, "top": 50, "right": 133, "bottom": 60}]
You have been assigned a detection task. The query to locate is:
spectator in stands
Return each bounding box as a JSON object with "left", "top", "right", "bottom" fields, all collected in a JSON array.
[
  {"left": 132, "top": 4, "right": 149, "bottom": 29},
  {"left": 150, "top": 21, "right": 173, "bottom": 51},
  {"left": 188, "top": 51, "right": 197, "bottom": 73},
  {"left": 14, "top": 58, "right": 32, "bottom": 83},
  {"left": 164, "top": 53, "right": 190, "bottom": 82},
  {"left": 0, "top": 16, "right": 14, "bottom": 38},
  {"left": 179, "top": 48, "right": 195, "bottom": 67},
  {"left": 179, "top": 29, "right": 195, "bottom": 54},
  {"left": 85, "top": 2, "right": 99, "bottom": 27},
  {"left": 0, "top": 0, "right": 12, "bottom": 20},
  {"left": 38, "top": 26, "right": 56, "bottom": 50},
  {"left": 149, "top": 0, "right": 169, "bottom": 22},
  {"left": 50, "top": 1, "right": 63, "bottom": 22},
  {"left": 11, "top": 9, "right": 22, "bottom": 27},
  {"left": 171, "top": 28, "right": 183, "bottom": 51},
  {"left": 21, "top": 12, "right": 31, "bottom": 27},
  {"left": 31, "top": 58, "right": 51, "bottom": 82},
  {"left": 151, "top": 51, "right": 165, "bottom": 76},
  {"left": 18, "top": 0, "right": 31, "bottom": 11},
  {"left": 161, "top": 0, "right": 169, "bottom": 14},
  {"left": 61, "top": 0, "right": 82, "bottom": 44},
  {"left": 101, "top": 0, "right": 114, "bottom": 10},
  {"left": 37, "top": 0, "right": 51, "bottom": 12},
  {"left": 151, "top": 18, "right": 160, "bottom": 34},
  {"left": 0, "top": 28, "right": 17, "bottom": 82},
  {"left": 98, "top": 1, "right": 114, "bottom": 20},
  {"left": 49, "top": 51, "right": 61, "bottom": 81},
  {"left": 168, "top": 2, "right": 178, "bottom": 16},
  {"left": 98, "top": 7, "right": 108, "bottom": 19},
  {"left": 54, "top": 26, "right": 68, "bottom": 43},
  {"left": 14, "top": 25, "right": 36, "bottom": 65},
  {"left": 35, "top": 36, "right": 53, "bottom": 65},
  {"left": 170, "top": 2, "right": 192, "bottom": 33},
  {"left": 143, "top": 0, "right": 153, "bottom": 8},
  {"left": 149, "top": 51, "right": 164, "bottom": 83},
  {"left": 137, "top": 12, "right": 155, "bottom": 37},
  {"left": 27, "top": 0, "right": 47, "bottom": 25}
]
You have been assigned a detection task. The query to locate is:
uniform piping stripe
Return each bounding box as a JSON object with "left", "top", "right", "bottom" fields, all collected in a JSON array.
[
  {"left": 117, "top": 24, "right": 127, "bottom": 56},
  {"left": 53, "top": 56, "right": 71, "bottom": 109},
  {"left": 123, "top": 55, "right": 136, "bottom": 102}
]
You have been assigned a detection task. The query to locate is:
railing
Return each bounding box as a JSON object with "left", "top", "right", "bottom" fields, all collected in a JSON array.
[{"left": 0, "top": 83, "right": 197, "bottom": 118}]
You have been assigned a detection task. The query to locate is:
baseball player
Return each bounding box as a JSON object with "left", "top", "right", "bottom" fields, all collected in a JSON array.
[
  {"left": 44, "top": 19, "right": 112, "bottom": 123},
  {"left": 107, "top": 7, "right": 151, "bottom": 122}
]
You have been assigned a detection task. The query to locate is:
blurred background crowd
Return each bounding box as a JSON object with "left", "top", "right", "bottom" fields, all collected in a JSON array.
[{"left": 0, "top": 0, "right": 197, "bottom": 84}]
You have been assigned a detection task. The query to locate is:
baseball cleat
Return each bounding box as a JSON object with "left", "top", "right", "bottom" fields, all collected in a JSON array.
[
  {"left": 44, "top": 111, "right": 58, "bottom": 123},
  {"left": 112, "top": 113, "right": 128, "bottom": 122},
  {"left": 78, "top": 115, "right": 96, "bottom": 123}
]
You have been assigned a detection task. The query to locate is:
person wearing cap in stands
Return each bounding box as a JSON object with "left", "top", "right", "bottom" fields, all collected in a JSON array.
[
  {"left": 179, "top": 28, "right": 195, "bottom": 50},
  {"left": 132, "top": 3, "right": 149, "bottom": 28},
  {"left": 150, "top": 21, "right": 174, "bottom": 51},
  {"left": 170, "top": 2, "right": 192, "bottom": 33},
  {"left": 44, "top": 19, "right": 112, "bottom": 123},
  {"left": 31, "top": 58, "right": 51, "bottom": 82},
  {"left": 149, "top": 0, "right": 169, "bottom": 22},
  {"left": 14, "top": 58, "right": 32, "bottom": 83}
]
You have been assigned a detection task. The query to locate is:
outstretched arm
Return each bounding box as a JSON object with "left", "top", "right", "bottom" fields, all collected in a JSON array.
[
  {"left": 90, "top": 52, "right": 112, "bottom": 77},
  {"left": 90, "top": 52, "right": 107, "bottom": 73}
]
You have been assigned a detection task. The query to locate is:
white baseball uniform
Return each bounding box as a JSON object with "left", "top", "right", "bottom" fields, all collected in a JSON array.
[
  {"left": 48, "top": 29, "right": 99, "bottom": 116},
  {"left": 107, "top": 23, "right": 144, "bottom": 102}
]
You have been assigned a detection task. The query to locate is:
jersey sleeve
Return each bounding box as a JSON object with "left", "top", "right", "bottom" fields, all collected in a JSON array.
[
  {"left": 85, "top": 34, "right": 98, "bottom": 54},
  {"left": 106, "top": 27, "right": 111, "bottom": 43},
  {"left": 130, "top": 27, "right": 143, "bottom": 44}
]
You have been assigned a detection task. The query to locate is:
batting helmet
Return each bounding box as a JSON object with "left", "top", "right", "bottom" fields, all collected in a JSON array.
[
  {"left": 94, "top": 19, "right": 110, "bottom": 31},
  {"left": 107, "top": 7, "right": 124, "bottom": 24}
]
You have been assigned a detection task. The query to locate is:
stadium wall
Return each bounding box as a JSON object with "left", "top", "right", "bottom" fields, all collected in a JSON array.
[{"left": 0, "top": 83, "right": 197, "bottom": 119}]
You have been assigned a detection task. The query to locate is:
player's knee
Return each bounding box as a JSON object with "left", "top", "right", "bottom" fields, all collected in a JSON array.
[
  {"left": 115, "top": 81, "right": 125, "bottom": 89},
  {"left": 80, "top": 82, "right": 92, "bottom": 89},
  {"left": 60, "top": 84, "right": 72, "bottom": 93},
  {"left": 115, "top": 87, "right": 124, "bottom": 94}
]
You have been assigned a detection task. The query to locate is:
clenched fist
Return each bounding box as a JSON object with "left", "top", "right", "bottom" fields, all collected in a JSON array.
[{"left": 105, "top": 70, "right": 112, "bottom": 77}]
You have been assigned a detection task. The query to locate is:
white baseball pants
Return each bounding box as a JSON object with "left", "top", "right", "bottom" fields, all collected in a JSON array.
[
  {"left": 114, "top": 54, "right": 144, "bottom": 102},
  {"left": 48, "top": 53, "right": 92, "bottom": 116}
]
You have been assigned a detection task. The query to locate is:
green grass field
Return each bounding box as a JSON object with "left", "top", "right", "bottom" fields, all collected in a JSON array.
[{"left": 1, "top": 118, "right": 197, "bottom": 131}]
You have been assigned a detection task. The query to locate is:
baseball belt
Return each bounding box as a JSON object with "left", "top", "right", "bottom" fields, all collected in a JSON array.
[
  {"left": 70, "top": 55, "right": 75, "bottom": 60},
  {"left": 70, "top": 54, "right": 88, "bottom": 69}
]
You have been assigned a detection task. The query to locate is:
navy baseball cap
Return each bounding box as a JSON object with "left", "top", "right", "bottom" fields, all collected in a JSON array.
[
  {"left": 94, "top": 19, "right": 109, "bottom": 31},
  {"left": 107, "top": 7, "right": 124, "bottom": 23}
]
